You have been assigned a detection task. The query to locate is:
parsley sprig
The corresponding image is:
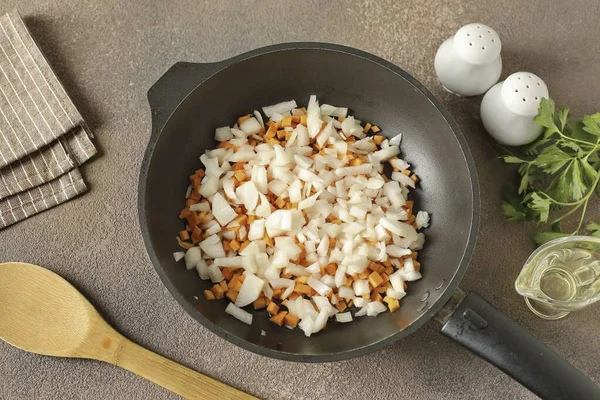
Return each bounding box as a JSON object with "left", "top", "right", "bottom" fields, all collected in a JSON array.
[{"left": 499, "top": 98, "right": 600, "bottom": 245}]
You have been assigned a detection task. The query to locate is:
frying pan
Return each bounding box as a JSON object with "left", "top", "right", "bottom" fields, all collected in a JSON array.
[{"left": 138, "top": 43, "right": 600, "bottom": 399}]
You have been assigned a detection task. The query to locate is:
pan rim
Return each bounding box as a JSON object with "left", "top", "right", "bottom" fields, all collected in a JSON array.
[{"left": 138, "top": 42, "right": 480, "bottom": 362}]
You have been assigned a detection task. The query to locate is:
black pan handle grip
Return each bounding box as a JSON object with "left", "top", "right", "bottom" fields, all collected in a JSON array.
[
  {"left": 441, "top": 291, "right": 600, "bottom": 400},
  {"left": 147, "top": 61, "right": 223, "bottom": 135}
]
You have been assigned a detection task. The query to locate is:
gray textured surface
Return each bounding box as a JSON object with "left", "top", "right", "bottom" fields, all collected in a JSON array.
[{"left": 1, "top": 1, "right": 599, "bottom": 399}]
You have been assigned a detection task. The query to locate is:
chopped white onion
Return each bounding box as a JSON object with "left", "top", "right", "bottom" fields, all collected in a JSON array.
[
  {"left": 308, "top": 277, "right": 332, "bottom": 296},
  {"left": 207, "top": 264, "right": 225, "bottom": 283},
  {"left": 415, "top": 211, "right": 430, "bottom": 229},
  {"left": 236, "top": 273, "right": 265, "bottom": 307},
  {"left": 185, "top": 247, "right": 202, "bottom": 269},
  {"left": 262, "top": 100, "right": 297, "bottom": 117},
  {"left": 211, "top": 193, "right": 237, "bottom": 226},
  {"left": 353, "top": 279, "right": 370, "bottom": 296},
  {"left": 366, "top": 301, "right": 387, "bottom": 316},
  {"left": 215, "top": 126, "right": 233, "bottom": 142},
  {"left": 335, "top": 312, "right": 353, "bottom": 323},
  {"left": 225, "top": 302, "right": 253, "bottom": 325},
  {"left": 173, "top": 251, "right": 185, "bottom": 262}
]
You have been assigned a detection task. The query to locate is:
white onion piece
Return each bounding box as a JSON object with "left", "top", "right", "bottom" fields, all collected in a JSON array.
[
  {"left": 213, "top": 257, "right": 244, "bottom": 268},
  {"left": 380, "top": 218, "right": 418, "bottom": 241},
  {"left": 298, "top": 317, "right": 315, "bottom": 337},
  {"left": 335, "top": 265, "right": 347, "bottom": 288},
  {"left": 294, "top": 154, "right": 313, "bottom": 169},
  {"left": 392, "top": 171, "right": 416, "bottom": 189},
  {"left": 199, "top": 177, "right": 219, "bottom": 198},
  {"left": 341, "top": 116, "right": 361, "bottom": 137},
  {"left": 241, "top": 255, "right": 257, "bottom": 273},
  {"left": 225, "top": 302, "right": 253, "bottom": 325},
  {"left": 199, "top": 235, "right": 226, "bottom": 258},
  {"left": 389, "top": 271, "right": 406, "bottom": 294},
  {"left": 312, "top": 309, "right": 329, "bottom": 334},
  {"left": 207, "top": 264, "right": 225, "bottom": 283},
  {"left": 195, "top": 259, "right": 209, "bottom": 280},
  {"left": 236, "top": 181, "right": 259, "bottom": 213},
  {"left": 211, "top": 193, "right": 237, "bottom": 226},
  {"left": 386, "top": 287, "right": 406, "bottom": 300},
  {"left": 389, "top": 133, "right": 402, "bottom": 146},
  {"left": 316, "top": 120, "right": 334, "bottom": 148},
  {"left": 307, "top": 95, "right": 322, "bottom": 138},
  {"left": 239, "top": 117, "right": 262, "bottom": 134},
  {"left": 355, "top": 306, "right": 369, "bottom": 317},
  {"left": 185, "top": 185, "right": 192, "bottom": 199},
  {"left": 337, "top": 286, "right": 355, "bottom": 300},
  {"left": 190, "top": 201, "right": 210, "bottom": 212},
  {"left": 285, "top": 264, "right": 310, "bottom": 276},
  {"left": 373, "top": 145, "right": 399, "bottom": 161},
  {"left": 383, "top": 181, "right": 406, "bottom": 208},
  {"left": 319, "top": 104, "right": 336, "bottom": 116},
  {"left": 308, "top": 277, "right": 332, "bottom": 296},
  {"left": 390, "top": 158, "right": 410, "bottom": 171},
  {"left": 411, "top": 233, "right": 426, "bottom": 250},
  {"left": 235, "top": 272, "right": 265, "bottom": 307},
  {"left": 173, "top": 251, "right": 185, "bottom": 262},
  {"left": 415, "top": 211, "right": 430, "bottom": 229},
  {"left": 354, "top": 298, "right": 369, "bottom": 308},
  {"left": 386, "top": 245, "right": 412, "bottom": 258},
  {"left": 353, "top": 279, "right": 370, "bottom": 296},
  {"left": 266, "top": 210, "right": 297, "bottom": 237},
  {"left": 366, "top": 301, "right": 387, "bottom": 316},
  {"left": 335, "top": 312, "right": 353, "bottom": 323},
  {"left": 215, "top": 126, "right": 233, "bottom": 142},
  {"left": 253, "top": 110, "right": 264, "bottom": 128},
  {"left": 294, "top": 124, "right": 310, "bottom": 146},
  {"left": 222, "top": 179, "right": 240, "bottom": 203},
  {"left": 262, "top": 100, "right": 297, "bottom": 117},
  {"left": 334, "top": 164, "right": 372, "bottom": 177}
]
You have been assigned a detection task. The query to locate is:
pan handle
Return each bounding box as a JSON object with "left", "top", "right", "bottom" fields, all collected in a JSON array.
[
  {"left": 441, "top": 291, "right": 600, "bottom": 400},
  {"left": 147, "top": 62, "right": 224, "bottom": 136}
]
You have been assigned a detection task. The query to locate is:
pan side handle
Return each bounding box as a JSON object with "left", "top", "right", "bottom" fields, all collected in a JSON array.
[
  {"left": 147, "top": 62, "right": 223, "bottom": 136},
  {"left": 441, "top": 291, "right": 600, "bottom": 400}
]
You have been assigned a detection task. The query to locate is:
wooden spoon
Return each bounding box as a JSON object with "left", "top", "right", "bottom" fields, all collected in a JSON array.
[{"left": 0, "top": 262, "right": 256, "bottom": 400}]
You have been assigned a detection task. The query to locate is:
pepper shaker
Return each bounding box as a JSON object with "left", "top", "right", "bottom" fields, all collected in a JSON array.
[
  {"left": 480, "top": 72, "right": 549, "bottom": 146},
  {"left": 434, "top": 23, "right": 502, "bottom": 97}
]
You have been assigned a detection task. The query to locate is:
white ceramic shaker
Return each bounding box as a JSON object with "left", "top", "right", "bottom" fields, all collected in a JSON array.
[
  {"left": 480, "top": 72, "right": 549, "bottom": 146},
  {"left": 434, "top": 23, "right": 502, "bottom": 96}
]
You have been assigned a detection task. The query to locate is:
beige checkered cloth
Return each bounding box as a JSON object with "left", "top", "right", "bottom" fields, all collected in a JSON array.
[{"left": 0, "top": 10, "right": 96, "bottom": 229}]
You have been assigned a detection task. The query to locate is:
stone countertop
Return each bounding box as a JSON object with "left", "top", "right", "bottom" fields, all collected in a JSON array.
[{"left": 1, "top": 1, "right": 599, "bottom": 399}]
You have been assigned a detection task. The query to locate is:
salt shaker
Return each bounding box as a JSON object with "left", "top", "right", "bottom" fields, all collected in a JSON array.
[
  {"left": 434, "top": 23, "right": 502, "bottom": 97},
  {"left": 480, "top": 72, "right": 549, "bottom": 146}
]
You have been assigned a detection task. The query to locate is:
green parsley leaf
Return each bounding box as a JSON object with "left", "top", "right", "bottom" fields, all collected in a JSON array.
[
  {"left": 582, "top": 113, "right": 600, "bottom": 137},
  {"left": 528, "top": 192, "right": 550, "bottom": 223},
  {"left": 499, "top": 98, "right": 600, "bottom": 246},
  {"left": 534, "top": 231, "right": 570, "bottom": 245},
  {"left": 587, "top": 222, "right": 600, "bottom": 238}
]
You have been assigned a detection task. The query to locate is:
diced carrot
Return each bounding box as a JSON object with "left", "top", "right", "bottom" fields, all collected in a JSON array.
[
  {"left": 295, "top": 276, "right": 308, "bottom": 284},
  {"left": 325, "top": 263, "right": 337, "bottom": 275},
  {"left": 283, "top": 313, "right": 299, "bottom": 328},
  {"left": 179, "top": 230, "right": 190, "bottom": 241},
  {"left": 300, "top": 115, "right": 308, "bottom": 126},
  {"left": 223, "top": 241, "right": 231, "bottom": 252},
  {"left": 288, "top": 292, "right": 300, "bottom": 301},
  {"left": 274, "top": 196, "right": 286, "bottom": 209},
  {"left": 291, "top": 115, "right": 301, "bottom": 123},
  {"left": 179, "top": 209, "right": 191, "bottom": 220},
  {"left": 337, "top": 116, "right": 345, "bottom": 122},
  {"left": 384, "top": 296, "right": 400, "bottom": 312},
  {"left": 211, "top": 284, "right": 225, "bottom": 299},
  {"left": 270, "top": 311, "right": 288, "bottom": 326},
  {"left": 222, "top": 268, "right": 235, "bottom": 281},
  {"left": 344, "top": 277, "right": 353, "bottom": 287},
  {"left": 239, "top": 240, "right": 250, "bottom": 253},
  {"left": 336, "top": 301, "right": 347, "bottom": 312},
  {"left": 371, "top": 292, "right": 383, "bottom": 302},
  {"left": 203, "top": 290, "right": 216, "bottom": 300},
  {"left": 185, "top": 199, "right": 197, "bottom": 208},
  {"left": 363, "top": 123, "right": 372, "bottom": 134},
  {"left": 234, "top": 170, "right": 247, "bottom": 182},
  {"left": 371, "top": 125, "right": 381, "bottom": 133},
  {"left": 385, "top": 266, "right": 394, "bottom": 275},
  {"left": 233, "top": 280, "right": 243, "bottom": 292},
  {"left": 226, "top": 290, "right": 238, "bottom": 303},
  {"left": 176, "top": 237, "right": 193, "bottom": 250},
  {"left": 191, "top": 226, "right": 202, "bottom": 244},
  {"left": 265, "top": 123, "right": 277, "bottom": 139},
  {"left": 267, "top": 138, "right": 280, "bottom": 146},
  {"left": 373, "top": 135, "right": 385, "bottom": 145},
  {"left": 248, "top": 215, "right": 255, "bottom": 224},
  {"left": 401, "top": 169, "right": 411, "bottom": 176},
  {"left": 368, "top": 271, "right": 384, "bottom": 288},
  {"left": 229, "top": 240, "right": 240, "bottom": 252},
  {"left": 219, "top": 280, "right": 228, "bottom": 291},
  {"left": 294, "top": 283, "right": 312, "bottom": 295},
  {"left": 253, "top": 297, "right": 267, "bottom": 310},
  {"left": 266, "top": 302, "right": 279, "bottom": 316},
  {"left": 233, "top": 162, "right": 245, "bottom": 171},
  {"left": 277, "top": 129, "right": 286, "bottom": 140}
]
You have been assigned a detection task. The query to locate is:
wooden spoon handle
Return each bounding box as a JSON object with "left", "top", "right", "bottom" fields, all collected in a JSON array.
[{"left": 115, "top": 339, "right": 256, "bottom": 399}]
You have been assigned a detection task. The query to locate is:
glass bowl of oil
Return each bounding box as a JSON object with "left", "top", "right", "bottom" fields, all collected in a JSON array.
[{"left": 515, "top": 236, "right": 600, "bottom": 320}]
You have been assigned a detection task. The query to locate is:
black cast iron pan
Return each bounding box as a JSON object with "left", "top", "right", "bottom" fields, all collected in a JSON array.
[{"left": 138, "top": 43, "right": 599, "bottom": 399}]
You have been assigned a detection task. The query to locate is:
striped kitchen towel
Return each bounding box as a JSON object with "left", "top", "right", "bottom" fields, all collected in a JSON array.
[{"left": 0, "top": 10, "right": 97, "bottom": 229}]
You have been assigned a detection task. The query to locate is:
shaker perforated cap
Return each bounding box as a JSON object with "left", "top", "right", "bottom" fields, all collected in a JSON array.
[
  {"left": 501, "top": 72, "right": 549, "bottom": 116},
  {"left": 453, "top": 23, "right": 501, "bottom": 64}
]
